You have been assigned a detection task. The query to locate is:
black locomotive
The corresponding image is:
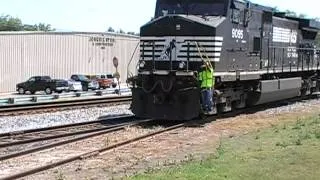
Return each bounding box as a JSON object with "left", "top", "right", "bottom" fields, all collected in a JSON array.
[{"left": 127, "top": 0, "right": 320, "bottom": 120}]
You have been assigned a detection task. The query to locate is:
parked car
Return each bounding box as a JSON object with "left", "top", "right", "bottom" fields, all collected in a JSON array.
[
  {"left": 86, "top": 74, "right": 115, "bottom": 89},
  {"left": 66, "top": 79, "right": 82, "bottom": 92},
  {"left": 105, "top": 74, "right": 118, "bottom": 88},
  {"left": 70, "top": 74, "right": 99, "bottom": 91},
  {"left": 16, "top": 76, "right": 69, "bottom": 95}
]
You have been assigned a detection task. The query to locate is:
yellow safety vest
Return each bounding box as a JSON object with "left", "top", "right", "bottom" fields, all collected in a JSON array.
[{"left": 198, "top": 68, "right": 214, "bottom": 88}]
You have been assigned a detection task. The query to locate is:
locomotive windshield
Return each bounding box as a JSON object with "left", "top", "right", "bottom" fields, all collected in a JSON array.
[{"left": 155, "top": 0, "right": 228, "bottom": 17}]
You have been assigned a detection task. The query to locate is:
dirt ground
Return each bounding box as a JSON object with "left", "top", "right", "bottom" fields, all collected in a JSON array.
[{"left": 11, "top": 100, "right": 320, "bottom": 179}]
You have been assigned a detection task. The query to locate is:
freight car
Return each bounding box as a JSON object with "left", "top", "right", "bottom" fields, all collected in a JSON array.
[{"left": 127, "top": 0, "right": 320, "bottom": 120}]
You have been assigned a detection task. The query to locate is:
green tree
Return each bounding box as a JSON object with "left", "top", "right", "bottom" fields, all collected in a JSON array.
[
  {"left": 127, "top": 31, "right": 135, "bottom": 35},
  {"left": 298, "top": 14, "right": 307, "bottom": 18},
  {"left": 285, "top": 10, "right": 298, "bottom": 18},
  {"left": 0, "top": 14, "right": 54, "bottom": 31},
  {"left": 107, "top": 26, "right": 115, "bottom": 32},
  {"left": 118, "top": 29, "right": 125, "bottom": 34},
  {"left": 0, "top": 15, "right": 23, "bottom": 31},
  {"left": 33, "top": 23, "right": 55, "bottom": 31},
  {"left": 23, "top": 23, "right": 55, "bottom": 31},
  {"left": 22, "top": 24, "right": 37, "bottom": 31}
]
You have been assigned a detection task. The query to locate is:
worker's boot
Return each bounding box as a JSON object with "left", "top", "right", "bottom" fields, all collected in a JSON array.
[{"left": 205, "top": 103, "right": 217, "bottom": 115}]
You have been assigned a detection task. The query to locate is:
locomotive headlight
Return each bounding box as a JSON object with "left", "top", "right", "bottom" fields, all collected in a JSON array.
[
  {"left": 178, "top": 62, "right": 186, "bottom": 69},
  {"left": 139, "top": 61, "right": 146, "bottom": 69}
]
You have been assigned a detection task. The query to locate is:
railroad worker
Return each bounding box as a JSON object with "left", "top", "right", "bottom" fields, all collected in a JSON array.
[{"left": 198, "top": 61, "right": 214, "bottom": 114}]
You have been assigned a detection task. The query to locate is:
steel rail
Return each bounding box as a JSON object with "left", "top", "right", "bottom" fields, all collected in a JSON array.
[
  {"left": 0, "top": 118, "right": 153, "bottom": 162},
  {"left": 0, "top": 119, "right": 133, "bottom": 148},
  {"left": 0, "top": 95, "right": 132, "bottom": 115},
  {"left": 0, "top": 115, "right": 133, "bottom": 138},
  {"left": 0, "top": 122, "right": 184, "bottom": 180}
]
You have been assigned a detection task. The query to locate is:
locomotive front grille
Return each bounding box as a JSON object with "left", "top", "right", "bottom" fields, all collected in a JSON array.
[{"left": 140, "top": 36, "right": 223, "bottom": 62}]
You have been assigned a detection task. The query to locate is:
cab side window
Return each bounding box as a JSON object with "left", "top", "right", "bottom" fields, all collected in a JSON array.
[{"left": 231, "top": 8, "right": 241, "bottom": 24}]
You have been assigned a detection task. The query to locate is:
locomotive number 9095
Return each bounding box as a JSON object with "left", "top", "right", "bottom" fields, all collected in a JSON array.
[{"left": 232, "top": 28, "right": 244, "bottom": 39}]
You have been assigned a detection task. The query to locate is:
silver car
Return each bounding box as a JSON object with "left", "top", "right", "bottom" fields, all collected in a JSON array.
[
  {"left": 88, "top": 80, "right": 100, "bottom": 90},
  {"left": 66, "top": 79, "right": 82, "bottom": 92}
]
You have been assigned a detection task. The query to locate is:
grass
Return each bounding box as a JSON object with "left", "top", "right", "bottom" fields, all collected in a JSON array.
[{"left": 129, "top": 115, "right": 320, "bottom": 180}]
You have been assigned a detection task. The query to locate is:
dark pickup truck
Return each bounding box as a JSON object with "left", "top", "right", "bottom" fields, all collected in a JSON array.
[{"left": 16, "top": 76, "right": 69, "bottom": 95}]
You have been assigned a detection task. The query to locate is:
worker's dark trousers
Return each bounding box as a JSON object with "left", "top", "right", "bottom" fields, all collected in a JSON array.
[{"left": 201, "top": 88, "right": 213, "bottom": 112}]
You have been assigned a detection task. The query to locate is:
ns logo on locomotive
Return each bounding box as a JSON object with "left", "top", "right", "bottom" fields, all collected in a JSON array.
[{"left": 127, "top": 0, "right": 320, "bottom": 120}]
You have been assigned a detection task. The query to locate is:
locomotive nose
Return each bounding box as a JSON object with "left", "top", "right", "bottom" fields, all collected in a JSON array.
[{"left": 140, "top": 15, "right": 225, "bottom": 36}]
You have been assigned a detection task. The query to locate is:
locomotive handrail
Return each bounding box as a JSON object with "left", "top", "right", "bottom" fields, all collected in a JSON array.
[
  {"left": 126, "top": 42, "right": 140, "bottom": 80},
  {"left": 268, "top": 46, "right": 319, "bottom": 51},
  {"left": 194, "top": 41, "right": 214, "bottom": 68},
  {"left": 265, "top": 45, "right": 320, "bottom": 74}
]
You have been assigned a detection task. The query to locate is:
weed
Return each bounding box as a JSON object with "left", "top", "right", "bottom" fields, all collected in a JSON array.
[
  {"left": 56, "top": 171, "right": 66, "bottom": 180},
  {"left": 297, "top": 119, "right": 302, "bottom": 124},
  {"left": 292, "top": 124, "right": 302, "bottom": 130},
  {"left": 145, "top": 167, "right": 154, "bottom": 173},
  {"left": 310, "top": 117, "right": 320, "bottom": 125},
  {"left": 258, "top": 141, "right": 263, "bottom": 151},
  {"left": 295, "top": 138, "right": 302, "bottom": 146},
  {"left": 299, "top": 130, "right": 312, "bottom": 140},
  {"left": 105, "top": 137, "right": 110, "bottom": 146},
  {"left": 186, "top": 154, "right": 195, "bottom": 162},
  {"left": 276, "top": 142, "right": 288, "bottom": 148},
  {"left": 255, "top": 135, "right": 260, "bottom": 140},
  {"left": 229, "top": 134, "right": 235, "bottom": 138},
  {"left": 217, "top": 140, "right": 225, "bottom": 157},
  {"left": 315, "top": 130, "right": 320, "bottom": 139},
  {"left": 282, "top": 124, "right": 287, "bottom": 130}
]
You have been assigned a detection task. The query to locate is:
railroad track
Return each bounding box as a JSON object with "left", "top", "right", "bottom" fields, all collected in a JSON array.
[
  {"left": 0, "top": 95, "right": 318, "bottom": 179},
  {"left": 0, "top": 115, "right": 185, "bottom": 180},
  {"left": 0, "top": 95, "right": 132, "bottom": 116},
  {"left": 0, "top": 115, "right": 143, "bottom": 160}
]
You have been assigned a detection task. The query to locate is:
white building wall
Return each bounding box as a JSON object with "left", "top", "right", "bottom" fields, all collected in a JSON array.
[{"left": 0, "top": 32, "right": 140, "bottom": 93}]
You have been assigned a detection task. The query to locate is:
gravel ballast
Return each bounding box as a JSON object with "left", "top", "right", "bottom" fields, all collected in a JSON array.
[
  {"left": 1, "top": 98, "right": 320, "bottom": 134},
  {"left": 0, "top": 104, "right": 132, "bottom": 134}
]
